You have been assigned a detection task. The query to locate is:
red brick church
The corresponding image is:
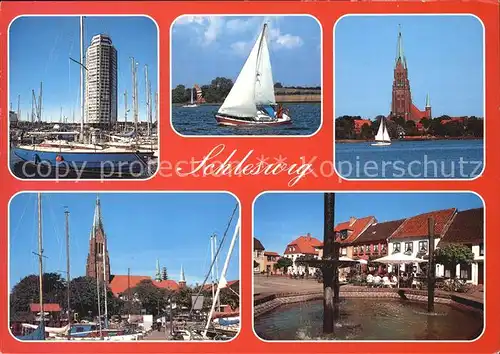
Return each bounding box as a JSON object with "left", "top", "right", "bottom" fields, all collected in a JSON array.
[
  {"left": 85, "top": 196, "right": 182, "bottom": 296},
  {"left": 390, "top": 26, "right": 432, "bottom": 122}
]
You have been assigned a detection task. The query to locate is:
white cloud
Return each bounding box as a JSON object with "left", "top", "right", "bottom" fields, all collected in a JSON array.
[
  {"left": 268, "top": 28, "right": 303, "bottom": 50},
  {"left": 230, "top": 40, "right": 252, "bottom": 56},
  {"left": 203, "top": 17, "right": 224, "bottom": 45},
  {"left": 175, "top": 16, "right": 206, "bottom": 26}
]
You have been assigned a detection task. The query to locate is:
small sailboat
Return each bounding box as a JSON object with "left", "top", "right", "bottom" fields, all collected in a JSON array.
[
  {"left": 215, "top": 24, "right": 292, "bottom": 126},
  {"left": 183, "top": 88, "right": 198, "bottom": 108},
  {"left": 371, "top": 117, "right": 391, "bottom": 146}
]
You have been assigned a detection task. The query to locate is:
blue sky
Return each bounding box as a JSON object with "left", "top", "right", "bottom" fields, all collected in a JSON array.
[
  {"left": 9, "top": 16, "right": 157, "bottom": 123},
  {"left": 171, "top": 16, "right": 321, "bottom": 88},
  {"left": 9, "top": 193, "right": 239, "bottom": 289},
  {"left": 335, "top": 15, "right": 484, "bottom": 118},
  {"left": 254, "top": 192, "right": 483, "bottom": 254}
]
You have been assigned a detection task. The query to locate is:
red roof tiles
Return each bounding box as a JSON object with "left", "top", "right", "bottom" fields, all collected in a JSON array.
[
  {"left": 335, "top": 216, "right": 376, "bottom": 244},
  {"left": 410, "top": 104, "right": 428, "bottom": 122},
  {"left": 30, "top": 303, "right": 61, "bottom": 312},
  {"left": 353, "top": 219, "right": 406, "bottom": 245},
  {"left": 284, "top": 234, "right": 323, "bottom": 255},
  {"left": 441, "top": 208, "right": 484, "bottom": 244},
  {"left": 109, "top": 275, "right": 179, "bottom": 296},
  {"left": 264, "top": 251, "right": 280, "bottom": 257},
  {"left": 390, "top": 208, "right": 456, "bottom": 240}
]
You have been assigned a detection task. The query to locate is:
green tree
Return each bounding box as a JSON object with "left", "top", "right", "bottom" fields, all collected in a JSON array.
[
  {"left": 174, "top": 286, "right": 193, "bottom": 310},
  {"left": 429, "top": 118, "right": 446, "bottom": 137},
  {"left": 434, "top": 244, "right": 475, "bottom": 278},
  {"left": 219, "top": 288, "right": 239, "bottom": 310},
  {"left": 132, "top": 279, "right": 171, "bottom": 316},
  {"left": 274, "top": 257, "right": 293, "bottom": 274},
  {"left": 172, "top": 85, "right": 188, "bottom": 103},
  {"left": 69, "top": 276, "right": 124, "bottom": 320},
  {"left": 420, "top": 117, "right": 431, "bottom": 129},
  {"left": 360, "top": 123, "right": 373, "bottom": 139},
  {"left": 405, "top": 120, "right": 417, "bottom": 136},
  {"left": 274, "top": 82, "right": 283, "bottom": 88},
  {"left": 10, "top": 273, "right": 66, "bottom": 317}
]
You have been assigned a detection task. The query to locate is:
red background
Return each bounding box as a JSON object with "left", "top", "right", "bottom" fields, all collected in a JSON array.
[{"left": 1, "top": 1, "right": 499, "bottom": 353}]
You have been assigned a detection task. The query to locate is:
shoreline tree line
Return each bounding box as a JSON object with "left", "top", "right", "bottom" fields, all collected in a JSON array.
[
  {"left": 335, "top": 115, "right": 484, "bottom": 140},
  {"left": 172, "top": 77, "right": 321, "bottom": 104},
  {"left": 10, "top": 273, "right": 239, "bottom": 323}
]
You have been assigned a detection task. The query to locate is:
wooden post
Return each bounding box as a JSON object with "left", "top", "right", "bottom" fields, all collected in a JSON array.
[
  {"left": 65, "top": 208, "right": 71, "bottom": 338},
  {"left": 322, "top": 193, "right": 335, "bottom": 334},
  {"left": 427, "top": 217, "right": 435, "bottom": 313}
]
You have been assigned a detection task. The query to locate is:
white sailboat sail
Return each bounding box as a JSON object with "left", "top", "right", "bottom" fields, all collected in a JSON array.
[
  {"left": 375, "top": 118, "right": 390, "bottom": 142},
  {"left": 218, "top": 25, "right": 270, "bottom": 117},
  {"left": 254, "top": 26, "right": 275, "bottom": 106}
]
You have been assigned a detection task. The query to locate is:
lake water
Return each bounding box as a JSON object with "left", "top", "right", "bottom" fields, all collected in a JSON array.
[
  {"left": 335, "top": 139, "right": 484, "bottom": 179},
  {"left": 254, "top": 298, "right": 483, "bottom": 340},
  {"left": 172, "top": 103, "right": 321, "bottom": 136}
]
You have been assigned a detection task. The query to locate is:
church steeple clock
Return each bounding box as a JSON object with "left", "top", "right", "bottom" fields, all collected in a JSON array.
[{"left": 85, "top": 195, "right": 111, "bottom": 283}]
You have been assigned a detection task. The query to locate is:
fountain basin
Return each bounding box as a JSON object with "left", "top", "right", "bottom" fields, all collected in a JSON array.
[{"left": 254, "top": 294, "right": 483, "bottom": 341}]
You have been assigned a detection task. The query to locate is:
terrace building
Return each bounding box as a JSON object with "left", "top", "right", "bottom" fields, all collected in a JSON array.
[
  {"left": 334, "top": 216, "right": 376, "bottom": 257},
  {"left": 388, "top": 208, "right": 456, "bottom": 275},
  {"left": 283, "top": 234, "right": 322, "bottom": 276},
  {"left": 440, "top": 207, "right": 484, "bottom": 285}
]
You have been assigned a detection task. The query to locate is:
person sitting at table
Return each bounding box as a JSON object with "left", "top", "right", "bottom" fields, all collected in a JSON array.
[
  {"left": 366, "top": 273, "right": 374, "bottom": 287},
  {"left": 373, "top": 273, "right": 382, "bottom": 287}
]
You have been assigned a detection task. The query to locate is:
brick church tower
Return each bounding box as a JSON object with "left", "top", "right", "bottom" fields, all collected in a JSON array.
[
  {"left": 390, "top": 26, "right": 431, "bottom": 122},
  {"left": 391, "top": 26, "right": 412, "bottom": 120},
  {"left": 85, "top": 195, "right": 111, "bottom": 283}
]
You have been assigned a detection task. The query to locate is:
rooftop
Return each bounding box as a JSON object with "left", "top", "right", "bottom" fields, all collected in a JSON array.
[
  {"left": 335, "top": 216, "right": 376, "bottom": 244},
  {"left": 390, "top": 208, "right": 456, "bottom": 240},
  {"left": 354, "top": 219, "right": 406, "bottom": 244},
  {"left": 441, "top": 207, "right": 484, "bottom": 245},
  {"left": 284, "top": 234, "right": 322, "bottom": 255}
]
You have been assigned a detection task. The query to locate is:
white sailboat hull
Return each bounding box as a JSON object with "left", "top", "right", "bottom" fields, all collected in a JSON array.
[
  {"left": 182, "top": 104, "right": 198, "bottom": 108},
  {"left": 215, "top": 112, "right": 291, "bottom": 126},
  {"left": 371, "top": 141, "right": 392, "bottom": 146}
]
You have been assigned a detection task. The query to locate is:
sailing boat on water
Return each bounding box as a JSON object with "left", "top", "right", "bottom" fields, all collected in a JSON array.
[
  {"left": 183, "top": 88, "right": 198, "bottom": 108},
  {"left": 215, "top": 24, "right": 292, "bottom": 126},
  {"left": 371, "top": 117, "right": 391, "bottom": 146}
]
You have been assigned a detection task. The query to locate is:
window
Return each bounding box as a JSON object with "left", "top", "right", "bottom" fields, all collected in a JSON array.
[
  {"left": 381, "top": 244, "right": 387, "bottom": 253},
  {"left": 365, "top": 245, "right": 370, "bottom": 253},
  {"left": 341, "top": 248, "right": 347, "bottom": 256},
  {"left": 480, "top": 243, "right": 484, "bottom": 256},
  {"left": 404, "top": 242, "right": 413, "bottom": 254},
  {"left": 418, "top": 241, "right": 428, "bottom": 252},
  {"left": 374, "top": 244, "right": 379, "bottom": 253},
  {"left": 393, "top": 243, "right": 401, "bottom": 253},
  {"left": 339, "top": 230, "right": 348, "bottom": 240},
  {"left": 353, "top": 246, "right": 358, "bottom": 255}
]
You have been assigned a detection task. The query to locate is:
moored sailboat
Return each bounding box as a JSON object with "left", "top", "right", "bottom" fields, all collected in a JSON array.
[
  {"left": 183, "top": 88, "right": 198, "bottom": 108},
  {"left": 215, "top": 24, "right": 292, "bottom": 126},
  {"left": 371, "top": 117, "right": 391, "bottom": 146}
]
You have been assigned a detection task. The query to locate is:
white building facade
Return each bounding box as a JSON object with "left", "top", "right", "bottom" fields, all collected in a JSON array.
[{"left": 85, "top": 34, "right": 118, "bottom": 125}]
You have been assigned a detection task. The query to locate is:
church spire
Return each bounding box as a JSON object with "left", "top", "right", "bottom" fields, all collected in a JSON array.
[
  {"left": 155, "top": 259, "right": 162, "bottom": 281},
  {"left": 91, "top": 194, "right": 103, "bottom": 239},
  {"left": 179, "top": 265, "right": 186, "bottom": 284},
  {"left": 425, "top": 93, "right": 431, "bottom": 107},
  {"left": 395, "top": 24, "right": 406, "bottom": 69}
]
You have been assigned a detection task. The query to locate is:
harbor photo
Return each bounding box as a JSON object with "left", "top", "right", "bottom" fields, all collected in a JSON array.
[
  {"left": 253, "top": 192, "right": 484, "bottom": 340},
  {"left": 334, "top": 16, "right": 484, "bottom": 179},
  {"left": 9, "top": 192, "right": 240, "bottom": 341},
  {"left": 171, "top": 15, "right": 321, "bottom": 136},
  {"left": 9, "top": 16, "right": 159, "bottom": 179}
]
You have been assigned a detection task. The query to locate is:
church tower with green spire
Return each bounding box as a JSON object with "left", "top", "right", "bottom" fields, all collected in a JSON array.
[
  {"left": 155, "top": 259, "right": 162, "bottom": 282},
  {"left": 391, "top": 25, "right": 412, "bottom": 120}
]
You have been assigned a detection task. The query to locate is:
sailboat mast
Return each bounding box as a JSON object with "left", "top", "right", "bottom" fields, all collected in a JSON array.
[
  {"left": 214, "top": 233, "right": 220, "bottom": 312},
  {"left": 145, "top": 65, "right": 150, "bottom": 136},
  {"left": 203, "top": 219, "right": 240, "bottom": 337},
  {"left": 131, "top": 57, "right": 138, "bottom": 135},
  {"left": 37, "top": 193, "right": 44, "bottom": 324},
  {"left": 79, "top": 16, "right": 85, "bottom": 142},
  {"left": 124, "top": 90, "right": 128, "bottom": 131},
  {"left": 17, "top": 95, "right": 21, "bottom": 123},
  {"left": 39, "top": 82, "right": 43, "bottom": 123},
  {"left": 103, "top": 227, "right": 108, "bottom": 329},
  {"left": 154, "top": 91, "right": 158, "bottom": 124},
  {"left": 65, "top": 208, "right": 71, "bottom": 329},
  {"left": 210, "top": 235, "right": 215, "bottom": 303}
]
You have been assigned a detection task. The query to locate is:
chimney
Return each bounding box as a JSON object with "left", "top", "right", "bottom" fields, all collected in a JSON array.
[
  {"left": 306, "top": 232, "right": 311, "bottom": 240},
  {"left": 349, "top": 216, "right": 356, "bottom": 226}
]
